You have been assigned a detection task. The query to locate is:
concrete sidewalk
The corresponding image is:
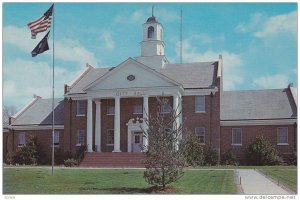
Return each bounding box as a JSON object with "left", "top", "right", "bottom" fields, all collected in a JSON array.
[{"left": 237, "top": 169, "right": 291, "bottom": 195}]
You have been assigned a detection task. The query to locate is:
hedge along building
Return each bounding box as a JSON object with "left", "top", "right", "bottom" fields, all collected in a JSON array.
[{"left": 6, "top": 13, "right": 297, "bottom": 164}]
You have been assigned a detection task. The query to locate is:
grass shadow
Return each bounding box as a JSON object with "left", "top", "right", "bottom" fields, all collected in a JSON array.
[{"left": 99, "top": 187, "right": 151, "bottom": 194}]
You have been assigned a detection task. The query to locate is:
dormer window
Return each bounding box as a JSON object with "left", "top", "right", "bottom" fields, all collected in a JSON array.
[{"left": 148, "top": 26, "right": 154, "bottom": 39}]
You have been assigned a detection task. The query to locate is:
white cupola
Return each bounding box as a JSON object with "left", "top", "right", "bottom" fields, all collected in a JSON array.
[
  {"left": 141, "top": 15, "right": 165, "bottom": 56},
  {"left": 135, "top": 9, "right": 169, "bottom": 69}
]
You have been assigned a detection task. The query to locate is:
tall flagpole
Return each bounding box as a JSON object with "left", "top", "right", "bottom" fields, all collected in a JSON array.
[
  {"left": 180, "top": 9, "right": 183, "bottom": 64},
  {"left": 51, "top": 3, "right": 55, "bottom": 176}
]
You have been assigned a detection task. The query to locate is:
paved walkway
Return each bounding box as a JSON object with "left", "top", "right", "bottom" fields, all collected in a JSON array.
[{"left": 237, "top": 169, "right": 291, "bottom": 195}]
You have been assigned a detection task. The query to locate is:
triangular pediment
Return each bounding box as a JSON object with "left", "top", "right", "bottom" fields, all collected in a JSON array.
[{"left": 84, "top": 58, "right": 179, "bottom": 91}]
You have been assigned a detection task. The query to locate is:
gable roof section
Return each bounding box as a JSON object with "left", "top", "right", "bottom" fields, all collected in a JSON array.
[
  {"left": 11, "top": 98, "right": 64, "bottom": 126},
  {"left": 67, "top": 67, "right": 111, "bottom": 94},
  {"left": 221, "top": 88, "right": 297, "bottom": 121},
  {"left": 157, "top": 61, "right": 219, "bottom": 89},
  {"left": 83, "top": 58, "right": 181, "bottom": 91},
  {"left": 66, "top": 59, "right": 219, "bottom": 95}
]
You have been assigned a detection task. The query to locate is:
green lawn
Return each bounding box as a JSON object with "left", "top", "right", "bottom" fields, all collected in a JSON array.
[
  {"left": 259, "top": 168, "right": 297, "bottom": 193},
  {"left": 3, "top": 167, "right": 236, "bottom": 194}
]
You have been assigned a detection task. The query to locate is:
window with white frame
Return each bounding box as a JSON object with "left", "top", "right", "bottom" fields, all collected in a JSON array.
[
  {"left": 133, "top": 104, "right": 143, "bottom": 114},
  {"left": 277, "top": 127, "right": 288, "bottom": 145},
  {"left": 107, "top": 129, "right": 114, "bottom": 145},
  {"left": 232, "top": 128, "right": 242, "bottom": 145},
  {"left": 161, "top": 99, "right": 171, "bottom": 113},
  {"left": 77, "top": 130, "right": 85, "bottom": 145},
  {"left": 76, "top": 100, "right": 86, "bottom": 116},
  {"left": 107, "top": 101, "right": 115, "bottom": 115},
  {"left": 195, "top": 127, "right": 205, "bottom": 144},
  {"left": 195, "top": 96, "right": 205, "bottom": 112},
  {"left": 18, "top": 132, "right": 25, "bottom": 147},
  {"left": 54, "top": 131, "right": 60, "bottom": 146}
]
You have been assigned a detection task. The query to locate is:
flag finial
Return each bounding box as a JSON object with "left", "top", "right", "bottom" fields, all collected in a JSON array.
[{"left": 152, "top": 5, "right": 154, "bottom": 16}]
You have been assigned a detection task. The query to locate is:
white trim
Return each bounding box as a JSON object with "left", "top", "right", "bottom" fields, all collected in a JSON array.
[
  {"left": 76, "top": 100, "right": 86, "bottom": 116},
  {"left": 232, "top": 128, "right": 242, "bottom": 146},
  {"left": 183, "top": 87, "right": 218, "bottom": 96},
  {"left": 195, "top": 127, "right": 205, "bottom": 144},
  {"left": 217, "top": 56, "right": 222, "bottom": 78},
  {"left": 290, "top": 86, "right": 297, "bottom": 106},
  {"left": 9, "top": 125, "right": 64, "bottom": 130},
  {"left": 277, "top": 127, "right": 288, "bottom": 145},
  {"left": 221, "top": 119, "right": 297, "bottom": 126},
  {"left": 68, "top": 64, "right": 93, "bottom": 88},
  {"left": 83, "top": 58, "right": 181, "bottom": 91},
  {"left": 126, "top": 118, "right": 144, "bottom": 152},
  {"left": 77, "top": 129, "right": 85, "bottom": 145},
  {"left": 195, "top": 95, "right": 205, "bottom": 113},
  {"left": 18, "top": 132, "right": 25, "bottom": 147},
  {"left": 277, "top": 143, "right": 289, "bottom": 146},
  {"left": 65, "top": 86, "right": 184, "bottom": 99}
]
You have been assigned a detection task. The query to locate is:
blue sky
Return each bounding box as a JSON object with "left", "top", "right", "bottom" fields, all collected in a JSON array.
[{"left": 3, "top": 3, "right": 297, "bottom": 110}]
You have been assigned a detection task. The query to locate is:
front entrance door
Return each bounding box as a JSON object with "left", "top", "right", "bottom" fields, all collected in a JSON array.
[{"left": 132, "top": 132, "right": 143, "bottom": 152}]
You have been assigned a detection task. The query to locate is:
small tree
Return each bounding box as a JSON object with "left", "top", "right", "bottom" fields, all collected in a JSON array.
[
  {"left": 246, "top": 136, "right": 282, "bottom": 165},
  {"left": 180, "top": 132, "right": 204, "bottom": 167},
  {"left": 141, "top": 97, "right": 186, "bottom": 189},
  {"left": 11, "top": 136, "right": 48, "bottom": 165}
]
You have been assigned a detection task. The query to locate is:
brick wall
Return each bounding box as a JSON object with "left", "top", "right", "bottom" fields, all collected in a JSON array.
[
  {"left": 220, "top": 124, "right": 297, "bottom": 163},
  {"left": 5, "top": 129, "right": 64, "bottom": 160}
]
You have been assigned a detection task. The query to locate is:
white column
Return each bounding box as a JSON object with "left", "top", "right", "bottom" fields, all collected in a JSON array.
[
  {"left": 113, "top": 96, "right": 121, "bottom": 152},
  {"left": 95, "top": 101, "right": 101, "bottom": 152},
  {"left": 87, "top": 98, "right": 93, "bottom": 152},
  {"left": 127, "top": 126, "right": 131, "bottom": 152},
  {"left": 173, "top": 94, "right": 182, "bottom": 149},
  {"left": 173, "top": 94, "right": 180, "bottom": 130},
  {"left": 143, "top": 95, "right": 149, "bottom": 148}
]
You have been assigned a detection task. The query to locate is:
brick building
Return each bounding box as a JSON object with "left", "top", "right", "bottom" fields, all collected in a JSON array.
[{"left": 5, "top": 14, "right": 297, "bottom": 164}]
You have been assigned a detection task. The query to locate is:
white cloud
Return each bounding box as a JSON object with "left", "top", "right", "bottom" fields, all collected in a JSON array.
[
  {"left": 131, "top": 10, "right": 145, "bottom": 23},
  {"left": 235, "top": 13, "right": 263, "bottom": 33},
  {"left": 252, "top": 74, "right": 289, "bottom": 89},
  {"left": 175, "top": 35, "right": 243, "bottom": 90},
  {"left": 55, "top": 39, "right": 99, "bottom": 66},
  {"left": 100, "top": 31, "right": 115, "bottom": 50},
  {"left": 3, "top": 25, "right": 37, "bottom": 52},
  {"left": 3, "top": 25, "right": 99, "bottom": 66},
  {"left": 114, "top": 8, "right": 179, "bottom": 24},
  {"left": 156, "top": 8, "right": 180, "bottom": 23},
  {"left": 255, "top": 11, "right": 296, "bottom": 38},
  {"left": 3, "top": 59, "right": 82, "bottom": 110},
  {"left": 235, "top": 11, "right": 296, "bottom": 38},
  {"left": 114, "top": 10, "right": 147, "bottom": 24}
]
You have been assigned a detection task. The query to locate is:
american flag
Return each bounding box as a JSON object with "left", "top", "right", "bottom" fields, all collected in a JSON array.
[{"left": 27, "top": 4, "right": 54, "bottom": 39}]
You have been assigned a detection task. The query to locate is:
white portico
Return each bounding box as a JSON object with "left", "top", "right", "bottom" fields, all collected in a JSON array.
[{"left": 80, "top": 58, "right": 184, "bottom": 152}]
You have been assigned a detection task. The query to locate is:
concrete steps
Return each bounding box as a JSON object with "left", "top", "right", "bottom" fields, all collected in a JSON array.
[{"left": 79, "top": 152, "right": 146, "bottom": 168}]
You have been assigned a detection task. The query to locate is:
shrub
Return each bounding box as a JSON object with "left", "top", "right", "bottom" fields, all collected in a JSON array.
[
  {"left": 75, "top": 144, "right": 87, "bottom": 162},
  {"left": 63, "top": 151, "right": 74, "bottom": 160},
  {"left": 180, "top": 132, "right": 204, "bottom": 166},
  {"left": 204, "top": 146, "right": 219, "bottom": 166},
  {"left": 64, "top": 158, "right": 78, "bottom": 167},
  {"left": 221, "top": 149, "right": 237, "bottom": 165},
  {"left": 54, "top": 148, "right": 64, "bottom": 165},
  {"left": 246, "top": 136, "right": 283, "bottom": 166},
  {"left": 11, "top": 136, "right": 48, "bottom": 165},
  {"left": 288, "top": 152, "right": 297, "bottom": 166}
]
